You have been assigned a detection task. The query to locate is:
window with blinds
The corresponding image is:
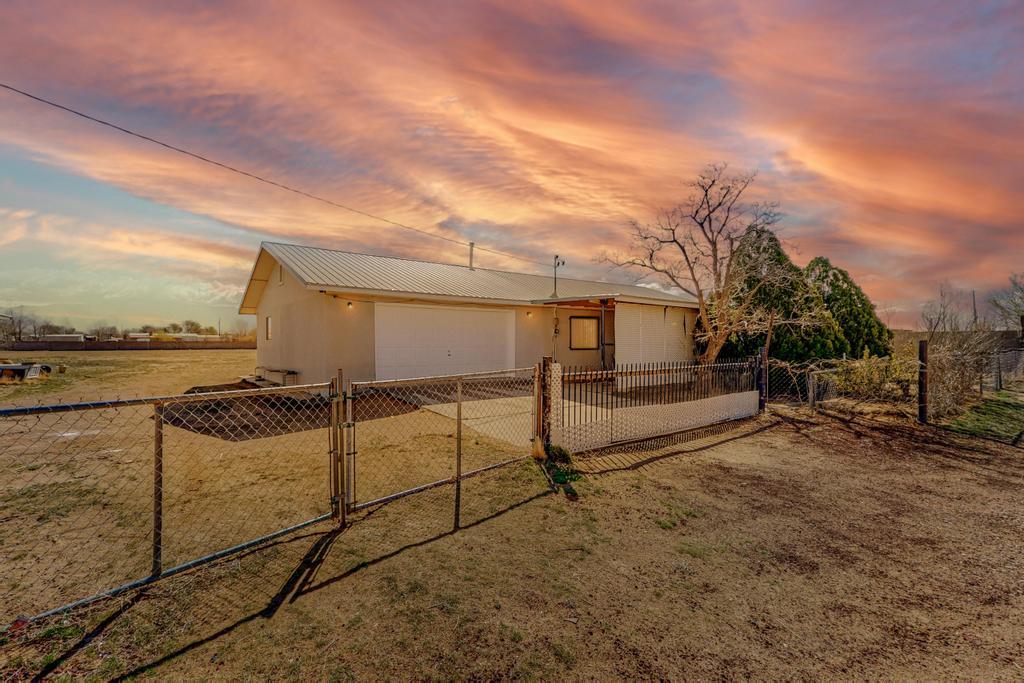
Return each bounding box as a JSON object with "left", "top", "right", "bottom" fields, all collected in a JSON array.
[{"left": 569, "top": 316, "right": 599, "bottom": 350}]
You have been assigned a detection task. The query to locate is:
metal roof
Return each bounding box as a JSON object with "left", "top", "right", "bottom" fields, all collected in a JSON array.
[{"left": 239, "top": 241, "right": 696, "bottom": 314}]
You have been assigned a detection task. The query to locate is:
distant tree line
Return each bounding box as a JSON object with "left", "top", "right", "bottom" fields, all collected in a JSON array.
[{"left": 0, "top": 308, "right": 255, "bottom": 343}]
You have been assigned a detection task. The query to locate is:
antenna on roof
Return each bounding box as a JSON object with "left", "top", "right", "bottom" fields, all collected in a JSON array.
[
  {"left": 551, "top": 255, "right": 566, "bottom": 297},
  {"left": 469, "top": 242, "right": 475, "bottom": 270}
]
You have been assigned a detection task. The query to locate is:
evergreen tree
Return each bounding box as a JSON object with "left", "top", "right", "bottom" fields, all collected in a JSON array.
[
  {"left": 805, "top": 257, "right": 893, "bottom": 358},
  {"left": 720, "top": 226, "right": 849, "bottom": 361}
]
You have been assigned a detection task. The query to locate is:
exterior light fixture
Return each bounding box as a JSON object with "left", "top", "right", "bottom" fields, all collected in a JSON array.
[
  {"left": 526, "top": 311, "right": 533, "bottom": 318},
  {"left": 347, "top": 301, "right": 353, "bottom": 308}
]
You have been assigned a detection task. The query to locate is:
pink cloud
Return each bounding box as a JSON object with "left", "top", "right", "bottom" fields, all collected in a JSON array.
[{"left": 0, "top": 0, "right": 1019, "bottom": 330}]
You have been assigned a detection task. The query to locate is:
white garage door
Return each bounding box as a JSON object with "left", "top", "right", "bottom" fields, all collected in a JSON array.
[{"left": 374, "top": 303, "right": 516, "bottom": 380}]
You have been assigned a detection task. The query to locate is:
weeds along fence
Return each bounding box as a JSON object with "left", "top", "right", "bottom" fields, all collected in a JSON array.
[
  {"left": 769, "top": 357, "right": 919, "bottom": 410},
  {"left": 551, "top": 360, "right": 760, "bottom": 453},
  {"left": 0, "top": 383, "right": 334, "bottom": 628},
  {"left": 766, "top": 343, "right": 1024, "bottom": 421}
]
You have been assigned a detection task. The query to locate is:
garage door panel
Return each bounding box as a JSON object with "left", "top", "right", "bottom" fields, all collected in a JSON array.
[{"left": 375, "top": 304, "right": 515, "bottom": 380}]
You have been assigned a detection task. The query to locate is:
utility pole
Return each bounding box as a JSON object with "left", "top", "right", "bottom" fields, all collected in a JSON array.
[
  {"left": 468, "top": 242, "right": 475, "bottom": 270},
  {"left": 550, "top": 255, "right": 566, "bottom": 298}
]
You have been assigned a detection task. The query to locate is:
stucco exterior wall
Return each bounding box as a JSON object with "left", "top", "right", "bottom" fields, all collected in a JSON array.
[
  {"left": 253, "top": 257, "right": 695, "bottom": 383},
  {"left": 255, "top": 263, "right": 375, "bottom": 383},
  {"left": 513, "top": 305, "right": 607, "bottom": 368}
]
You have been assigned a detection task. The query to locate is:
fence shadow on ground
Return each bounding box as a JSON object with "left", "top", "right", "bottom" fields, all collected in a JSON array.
[
  {"left": 573, "top": 418, "right": 777, "bottom": 476},
  {"left": 775, "top": 406, "right": 1024, "bottom": 485},
  {"left": 7, "top": 463, "right": 551, "bottom": 681}
]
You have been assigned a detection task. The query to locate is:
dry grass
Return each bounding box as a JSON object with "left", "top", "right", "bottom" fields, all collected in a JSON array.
[
  {"left": 4, "top": 406, "right": 1024, "bottom": 680},
  {"left": 0, "top": 350, "right": 256, "bottom": 405},
  {"left": 0, "top": 402, "right": 530, "bottom": 626}
]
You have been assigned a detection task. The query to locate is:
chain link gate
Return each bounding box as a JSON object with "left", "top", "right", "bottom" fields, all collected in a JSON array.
[
  {"left": 1, "top": 383, "right": 340, "bottom": 630},
  {"left": 343, "top": 368, "right": 537, "bottom": 523}
]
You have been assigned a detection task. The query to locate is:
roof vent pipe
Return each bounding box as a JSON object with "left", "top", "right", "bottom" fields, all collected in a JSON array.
[
  {"left": 469, "top": 242, "right": 475, "bottom": 270},
  {"left": 550, "top": 254, "right": 566, "bottom": 297}
]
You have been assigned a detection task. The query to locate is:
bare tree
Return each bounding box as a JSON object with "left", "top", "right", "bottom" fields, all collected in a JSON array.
[
  {"left": 607, "top": 163, "right": 814, "bottom": 362},
  {"left": 0, "top": 313, "right": 12, "bottom": 344},
  {"left": 89, "top": 324, "right": 120, "bottom": 340},
  {"left": 990, "top": 273, "right": 1024, "bottom": 332},
  {"left": 921, "top": 283, "right": 1002, "bottom": 417},
  {"left": 4, "top": 308, "right": 31, "bottom": 342},
  {"left": 921, "top": 283, "right": 965, "bottom": 339},
  {"left": 230, "top": 318, "right": 255, "bottom": 340}
]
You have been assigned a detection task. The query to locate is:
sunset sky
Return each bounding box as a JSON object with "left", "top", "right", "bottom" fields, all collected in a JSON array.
[{"left": 0, "top": 1, "right": 1020, "bottom": 330}]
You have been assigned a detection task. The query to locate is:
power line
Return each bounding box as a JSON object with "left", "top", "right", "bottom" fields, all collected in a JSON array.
[{"left": 0, "top": 82, "right": 549, "bottom": 268}]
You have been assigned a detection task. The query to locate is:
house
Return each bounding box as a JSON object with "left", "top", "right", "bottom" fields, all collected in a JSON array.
[
  {"left": 38, "top": 333, "right": 85, "bottom": 343},
  {"left": 238, "top": 241, "right": 699, "bottom": 384}
]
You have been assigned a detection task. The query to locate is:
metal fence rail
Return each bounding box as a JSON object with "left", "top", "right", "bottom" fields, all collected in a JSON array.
[
  {"left": 552, "top": 360, "right": 760, "bottom": 453},
  {"left": 0, "top": 382, "right": 333, "bottom": 627}
]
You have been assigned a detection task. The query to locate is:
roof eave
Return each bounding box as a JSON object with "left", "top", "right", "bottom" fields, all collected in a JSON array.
[
  {"left": 531, "top": 293, "right": 697, "bottom": 308},
  {"left": 311, "top": 284, "right": 529, "bottom": 307}
]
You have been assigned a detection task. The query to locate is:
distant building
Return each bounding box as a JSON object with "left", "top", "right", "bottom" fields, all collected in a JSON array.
[
  {"left": 168, "top": 333, "right": 222, "bottom": 342},
  {"left": 39, "top": 333, "right": 85, "bottom": 342}
]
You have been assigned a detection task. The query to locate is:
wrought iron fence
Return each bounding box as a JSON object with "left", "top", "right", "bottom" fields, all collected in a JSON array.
[
  {"left": 551, "top": 360, "right": 760, "bottom": 453},
  {"left": 0, "top": 383, "right": 335, "bottom": 628}
]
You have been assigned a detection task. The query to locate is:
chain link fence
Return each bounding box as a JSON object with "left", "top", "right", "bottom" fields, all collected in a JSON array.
[
  {"left": 2, "top": 367, "right": 544, "bottom": 632},
  {"left": 0, "top": 384, "right": 334, "bottom": 627},
  {"left": 767, "top": 357, "right": 919, "bottom": 412},
  {"left": 985, "top": 346, "right": 1024, "bottom": 392},
  {"left": 766, "top": 344, "right": 1024, "bottom": 421},
  {"left": 347, "top": 368, "right": 537, "bottom": 519}
]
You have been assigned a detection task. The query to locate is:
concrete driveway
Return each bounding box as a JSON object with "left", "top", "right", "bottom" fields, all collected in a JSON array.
[{"left": 425, "top": 395, "right": 535, "bottom": 447}]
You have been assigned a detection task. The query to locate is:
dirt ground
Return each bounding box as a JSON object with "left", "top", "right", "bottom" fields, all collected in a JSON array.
[
  {"left": 3, "top": 406, "right": 1023, "bottom": 680},
  {"left": 0, "top": 350, "right": 256, "bottom": 405}
]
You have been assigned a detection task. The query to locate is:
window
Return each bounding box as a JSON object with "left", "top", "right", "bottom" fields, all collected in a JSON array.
[
  {"left": 569, "top": 316, "right": 599, "bottom": 350},
  {"left": 265, "top": 316, "right": 272, "bottom": 341}
]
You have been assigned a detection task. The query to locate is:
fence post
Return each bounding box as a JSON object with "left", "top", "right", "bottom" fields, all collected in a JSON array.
[
  {"left": 344, "top": 379, "right": 355, "bottom": 516},
  {"left": 808, "top": 371, "right": 817, "bottom": 410},
  {"left": 918, "top": 340, "right": 928, "bottom": 424},
  {"left": 540, "top": 356, "right": 553, "bottom": 450},
  {"left": 996, "top": 352, "right": 1003, "bottom": 391},
  {"left": 331, "top": 370, "right": 346, "bottom": 527},
  {"left": 756, "top": 347, "right": 768, "bottom": 412},
  {"left": 454, "top": 376, "right": 463, "bottom": 530},
  {"left": 152, "top": 402, "right": 164, "bottom": 577}
]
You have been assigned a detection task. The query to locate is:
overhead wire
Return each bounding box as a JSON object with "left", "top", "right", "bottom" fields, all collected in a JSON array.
[{"left": 0, "top": 82, "right": 550, "bottom": 268}]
